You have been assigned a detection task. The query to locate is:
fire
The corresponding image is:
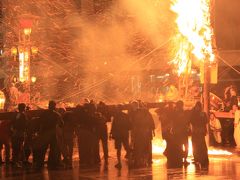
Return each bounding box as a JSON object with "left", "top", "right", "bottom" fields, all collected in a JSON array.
[
  {"left": 152, "top": 138, "right": 166, "bottom": 155},
  {"left": 152, "top": 137, "right": 232, "bottom": 156},
  {"left": 170, "top": 0, "right": 215, "bottom": 75}
]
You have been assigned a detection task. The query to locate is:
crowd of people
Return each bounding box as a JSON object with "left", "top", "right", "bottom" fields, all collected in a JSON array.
[
  {"left": 157, "top": 101, "right": 209, "bottom": 168},
  {"left": 0, "top": 98, "right": 216, "bottom": 170},
  {"left": 209, "top": 85, "right": 240, "bottom": 148},
  {"left": 1, "top": 86, "right": 239, "bottom": 171},
  {"left": 0, "top": 100, "right": 155, "bottom": 170}
]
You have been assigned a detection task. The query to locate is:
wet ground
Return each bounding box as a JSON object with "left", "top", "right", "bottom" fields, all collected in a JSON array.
[{"left": 1, "top": 150, "right": 240, "bottom": 180}]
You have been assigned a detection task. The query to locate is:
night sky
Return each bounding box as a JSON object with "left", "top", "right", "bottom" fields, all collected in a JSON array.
[{"left": 215, "top": 0, "right": 240, "bottom": 50}]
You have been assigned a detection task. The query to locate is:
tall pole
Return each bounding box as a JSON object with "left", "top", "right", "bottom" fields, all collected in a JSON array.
[
  {"left": 203, "top": 59, "right": 210, "bottom": 116},
  {"left": 203, "top": 0, "right": 216, "bottom": 117}
]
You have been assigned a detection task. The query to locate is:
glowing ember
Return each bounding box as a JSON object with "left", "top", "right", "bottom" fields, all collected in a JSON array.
[{"left": 171, "top": 0, "right": 215, "bottom": 75}]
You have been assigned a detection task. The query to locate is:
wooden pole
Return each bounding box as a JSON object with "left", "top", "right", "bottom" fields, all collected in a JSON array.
[{"left": 203, "top": 59, "right": 210, "bottom": 116}]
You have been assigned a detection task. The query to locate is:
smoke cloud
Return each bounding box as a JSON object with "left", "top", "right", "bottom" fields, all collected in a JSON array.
[{"left": 3, "top": 0, "right": 175, "bottom": 104}]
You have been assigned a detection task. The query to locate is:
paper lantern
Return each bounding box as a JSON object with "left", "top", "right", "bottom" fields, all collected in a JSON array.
[
  {"left": 31, "top": 76, "right": 37, "bottom": 83},
  {"left": 31, "top": 47, "right": 38, "bottom": 55},
  {"left": 11, "top": 47, "right": 18, "bottom": 56},
  {"left": 23, "top": 28, "right": 32, "bottom": 36}
]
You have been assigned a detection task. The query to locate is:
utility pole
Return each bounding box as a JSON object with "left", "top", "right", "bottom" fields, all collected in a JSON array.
[
  {"left": 203, "top": 0, "right": 216, "bottom": 117},
  {"left": 203, "top": 59, "right": 210, "bottom": 116}
]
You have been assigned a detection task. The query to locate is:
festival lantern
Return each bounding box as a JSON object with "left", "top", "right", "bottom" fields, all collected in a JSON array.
[
  {"left": 13, "top": 76, "right": 18, "bottom": 83},
  {"left": 23, "top": 28, "right": 32, "bottom": 36},
  {"left": 11, "top": 47, "right": 18, "bottom": 56},
  {"left": 19, "top": 19, "right": 33, "bottom": 29},
  {"left": 31, "top": 76, "right": 37, "bottom": 83},
  {"left": 31, "top": 46, "right": 38, "bottom": 55},
  {"left": 0, "top": 91, "right": 6, "bottom": 110}
]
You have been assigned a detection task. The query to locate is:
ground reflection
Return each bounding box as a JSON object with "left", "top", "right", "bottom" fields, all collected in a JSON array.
[{"left": 1, "top": 155, "right": 240, "bottom": 179}]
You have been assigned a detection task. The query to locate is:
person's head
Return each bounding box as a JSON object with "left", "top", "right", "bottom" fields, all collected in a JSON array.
[
  {"left": 84, "top": 102, "right": 96, "bottom": 113},
  {"left": 176, "top": 100, "right": 184, "bottom": 110},
  {"left": 138, "top": 101, "right": 147, "bottom": 109},
  {"left": 98, "top": 101, "right": 105, "bottom": 107},
  {"left": 18, "top": 103, "right": 26, "bottom": 112},
  {"left": 168, "top": 102, "right": 175, "bottom": 110},
  {"left": 130, "top": 101, "right": 139, "bottom": 111},
  {"left": 48, "top": 100, "right": 57, "bottom": 110},
  {"left": 84, "top": 98, "right": 90, "bottom": 104},
  {"left": 194, "top": 101, "right": 202, "bottom": 112},
  {"left": 97, "top": 101, "right": 105, "bottom": 112},
  {"left": 89, "top": 103, "right": 97, "bottom": 113},
  {"left": 232, "top": 105, "right": 239, "bottom": 112},
  {"left": 58, "top": 107, "right": 66, "bottom": 115},
  {"left": 209, "top": 113, "right": 215, "bottom": 120},
  {"left": 113, "top": 104, "right": 123, "bottom": 114},
  {"left": 230, "top": 86, "right": 237, "bottom": 97}
]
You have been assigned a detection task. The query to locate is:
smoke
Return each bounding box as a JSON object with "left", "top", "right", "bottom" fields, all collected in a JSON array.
[
  {"left": 3, "top": 0, "right": 175, "bottom": 104},
  {"left": 64, "top": 0, "right": 175, "bottom": 103}
]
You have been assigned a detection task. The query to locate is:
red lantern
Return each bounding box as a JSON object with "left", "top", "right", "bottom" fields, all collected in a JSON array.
[{"left": 19, "top": 19, "right": 33, "bottom": 29}]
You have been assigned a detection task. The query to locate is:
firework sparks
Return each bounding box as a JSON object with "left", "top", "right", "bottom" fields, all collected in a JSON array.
[{"left": 2, "top": 0, "right": 173, "bottom": 103}]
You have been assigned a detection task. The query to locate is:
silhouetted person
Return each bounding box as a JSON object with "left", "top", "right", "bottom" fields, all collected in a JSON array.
[
  {"left": 141, "top": 106, "right": 155, "bottom": 166},
  {"left": 97, "top": 102, "right": 111, "bottom": 164},
  {"left": 190, "top": 102, "right": 209, "bottom": 168},
  {"left": 209, "top": 113, "right": 222, "bottom": 146},
  {"left": 0, "top": 119, "right": 11, "bottom": 164},
  {"left": 11, "top": 103, "right": 28, "bottom": 167},
  {"left": 156, "top": 103, "right": 174, "bottom": 161},
  {"left": 93, "top": 111, "right": 107, "bottom": 165},
  {"left": 162, "top": 103, "right": 184, "bottom": 168},
  {"left": 23, "top": 117, "right": 32, "bottom": 166},
  {"left": 38, "top": 100, "right": 63, "bottom": 169},
  {"left": 76, "top": 103, "right": 98, "bottom": 167},
  {"left": 89, "top": 103, "right": 102, "bottom": 166},
  {"left": 28, "top": 117, "right": 41, "bottom": 168},
  {"left": 172, "top": 101, "right": 190, "bottom": 165},
  {"left": 74, "top": 105, "right": 85, "bottom": 164},
  {"left": 111, "top": 107, "right": 131, "bottom": 169},
  {"left": 130, "top": 102, "right": 155, "bottom": 168},
  {"left": 62, "top": 110, "right": 75, "bottom": 168}
]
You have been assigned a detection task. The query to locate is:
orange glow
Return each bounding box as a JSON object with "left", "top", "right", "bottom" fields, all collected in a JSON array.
[
  {"left": 0, "top": 91, "right": 6, "bottom": 110},
  {"left": 208, "top": 147, "right": 232, "bottom": 156},
  {"left": 19, "top": 52, "right": 25, "bottom": 82},
  {"left": 188, "top": 137, "right": 193, "bottom": 156},
  {"left": 31, "top": 46, "right": 38, "bottom": 54},
  {"left": 31, "top": 76, "right": 37, "bottom": 83},
  {"left": 152, "top": 138, "right": 166, "bottom": 155},
  {"left": 11, "top": 47, "right": 18, "bottom": 56},
  {"left": 152, "top": 137, "right": 232, "bottom": 156},
  {"left": 19, "top": 50, "right": 30, "bottom": 82},
  {"left": 171, "top": 0, "right": 215, "bottom": 75},
  {"left": 23, "top": 28, "right": 32, "bottom": 36}
]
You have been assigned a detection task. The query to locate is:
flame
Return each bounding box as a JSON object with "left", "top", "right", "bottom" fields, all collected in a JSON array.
[
  {"left": 208, "top": 147, "right": 232, "bottom": 156},
  {"left": 152, "top": 138, "right": 166, "bottom": 155},
  {"left": 152, "top": 137, "right": 232, "bottom": 156},
  {"left": 170, "top": 0, "right": 215, "bottom": 75}
]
